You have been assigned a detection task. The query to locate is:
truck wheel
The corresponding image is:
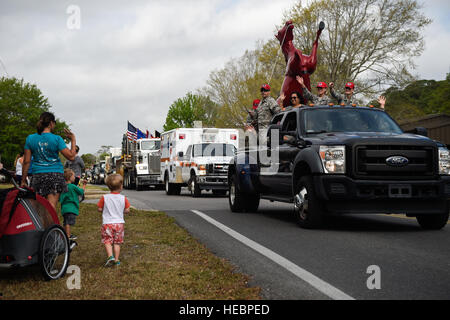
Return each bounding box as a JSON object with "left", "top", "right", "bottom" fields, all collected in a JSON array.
[
  {"left": 135, "top": 178, "right": 141, "bottom": 191},
  {"left": 416, "top": 212, "right": 449, "bottom": 230},
  {"left": 245, "top": 194, "right": 260, "bottom": 212},
  {"left": 229, "top": 175, "right": 259, "bottom": 212},
  {"left": 123, "top": 173, "right": 128, "bottom": 189},
  {"left": 165, "top": 175, "right": 181, "bottom": 195},
  {"left": 130, "top": 172, "right": 136, "bottom": 189},
  {"left": 229, "top": 175, "right": 245, "bottom": 212},
  {"left": 165, "top": 175, "right": 174, "bottom": 195},
  {"left": 189, "top": 175, "right": 201, "bottom": 198},
  {"left": 294, "top": 175, "right": 325, "bottom": 229}
]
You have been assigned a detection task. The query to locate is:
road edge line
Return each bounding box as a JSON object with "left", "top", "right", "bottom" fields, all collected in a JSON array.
[{"left": 191, "top": 209, "right": 355, "bottom": 300}]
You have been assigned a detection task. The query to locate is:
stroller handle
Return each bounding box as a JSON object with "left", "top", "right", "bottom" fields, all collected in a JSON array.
[{"left": 0, "top": 168, "right": 27, "bottom": 192}]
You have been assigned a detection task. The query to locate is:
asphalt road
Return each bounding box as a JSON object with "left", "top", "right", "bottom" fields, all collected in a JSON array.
[{"left": 121, "top": 187, "right": 450, "bottom": 300}]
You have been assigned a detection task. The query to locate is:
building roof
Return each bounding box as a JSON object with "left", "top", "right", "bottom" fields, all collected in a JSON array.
[{"left": 398, "top": 114, "right": 450, "bottom": 130}]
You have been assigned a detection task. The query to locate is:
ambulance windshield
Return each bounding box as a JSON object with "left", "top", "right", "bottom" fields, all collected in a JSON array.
[{"left": 193, "top": 144, "right": 236, "bottom": 157}]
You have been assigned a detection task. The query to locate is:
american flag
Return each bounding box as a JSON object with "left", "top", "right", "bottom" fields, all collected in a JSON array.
[{"left": 127, "top": 121, "right": 137, "bottom": 141}]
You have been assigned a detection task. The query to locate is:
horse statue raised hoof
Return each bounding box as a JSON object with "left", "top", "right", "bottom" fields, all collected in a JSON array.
[{"left": 276, "top": 20, "right": 325, "bottom": 107}]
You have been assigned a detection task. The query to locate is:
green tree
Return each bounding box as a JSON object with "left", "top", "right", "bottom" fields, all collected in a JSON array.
[
  {"left": 281, "top": 0, "right": 431, "bottom": 97},
  {"left": 81, "top": 153, "right": 97, "bottom": 167},
  {"left": 96, "top": 145, "right": 113, "bottom": 161},
  {"left": 202, "top": 47, "right": 284, "bottom": 128},
  {"left": 163, "top": 92, "right": 219, "bottom": 131},
  {"left": 378, "top": 76, "right": 450, "bottom": 121},
  {"left": 0, "top": 77, "right": 69, "bottom": 169}
]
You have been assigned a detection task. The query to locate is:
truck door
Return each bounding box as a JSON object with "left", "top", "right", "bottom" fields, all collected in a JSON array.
[
  {"left": 258, "top": 113, "right": 285, "bottom": 195},
  {"left": 277, "top": 111, "right": 301, "bottom": 194}
]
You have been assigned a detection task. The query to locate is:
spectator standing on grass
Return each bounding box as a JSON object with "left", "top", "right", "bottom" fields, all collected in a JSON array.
[
  {"left": 97, "top": 174, "right": 130, "bottom": 267},
  {"left": 14, "top": 152, "right": 24, "bottom": 185},
  {"left": 60, "top": 168, "right": 86, "bottom": 241},
  {"left": 21, "top": 112, "right": 78, "bottom": 210},
  {"left": 64, "top": 145, "right": 85, "bottom": 185}
]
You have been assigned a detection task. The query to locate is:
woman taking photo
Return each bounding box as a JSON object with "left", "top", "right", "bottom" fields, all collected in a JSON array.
[{"left": 21, "top": 112, "right": 77, "bottom": 209}]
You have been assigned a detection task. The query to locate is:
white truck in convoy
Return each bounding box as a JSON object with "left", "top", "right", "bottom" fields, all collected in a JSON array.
[
  {"left": 118, "top": 135, "right": 163, "bottom": 191},
  {"left": 161, "top": 128, "right": 239, "bottom": 197}
]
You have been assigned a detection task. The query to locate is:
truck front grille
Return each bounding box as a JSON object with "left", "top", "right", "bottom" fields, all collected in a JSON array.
[
  {"left": 207, "top": 164, "right": 229, "bottom": 175},
  {"left": 148, "top": 156, "right": 160, "bottom": 174},
  {"left": 354, "top": 145, "right": 436, "bottom": 180}
]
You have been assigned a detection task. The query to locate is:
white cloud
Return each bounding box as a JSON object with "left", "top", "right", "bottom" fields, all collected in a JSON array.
[
  {"left": 1, "top": 0, "right": 295, "bottom": 154},
  {"left": 2, "top": 0, "right": 448, "bottom": 156}
]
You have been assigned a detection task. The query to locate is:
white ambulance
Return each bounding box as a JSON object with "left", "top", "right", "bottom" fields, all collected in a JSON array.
[{"left": 160, "top": 128, "right": 239, "bottom": 197}]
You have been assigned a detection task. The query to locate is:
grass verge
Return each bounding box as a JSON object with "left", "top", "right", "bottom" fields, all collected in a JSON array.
[{"left": 0, "top": 203, "right": 261, "bottom": 300}]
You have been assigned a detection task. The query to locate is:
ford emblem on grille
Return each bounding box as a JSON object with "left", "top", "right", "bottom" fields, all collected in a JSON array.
[{"left": 386, "top": 156, "right": 409, "bottom": 167}]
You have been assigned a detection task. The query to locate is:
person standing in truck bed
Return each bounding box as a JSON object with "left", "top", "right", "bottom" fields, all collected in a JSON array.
[
  {"left": 297, "top": 76, "right": 332, "bottom": 105},
  {"left": 329, "top": 81, "right": 359, "bottom": 105},
  {"left": 256, "top": 84, "right": 282, "bottom": 131}
]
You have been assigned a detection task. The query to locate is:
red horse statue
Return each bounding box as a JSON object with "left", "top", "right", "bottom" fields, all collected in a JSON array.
[{"left": 276, "top": 20, "right": 325, "bottom": 107}]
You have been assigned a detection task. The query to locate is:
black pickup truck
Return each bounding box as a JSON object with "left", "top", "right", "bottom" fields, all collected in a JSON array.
[{"left": 228, "top": 105, "right": 450, "bottom": 230}]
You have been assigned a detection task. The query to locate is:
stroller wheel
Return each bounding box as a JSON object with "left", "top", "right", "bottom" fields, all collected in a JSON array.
[{"left": 39, "top": 225, "right": 70, "bottom": 281}]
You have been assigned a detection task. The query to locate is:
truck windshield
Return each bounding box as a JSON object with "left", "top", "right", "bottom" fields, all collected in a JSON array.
[
  {"left": 303, "top": 108, "right": 403, "bottom": 134},
  {"left": 141, "top": 140, "right": 160, "bottom": 150},
  {"left": 193, "top": 144, "right": 236, "bottom": 157}
]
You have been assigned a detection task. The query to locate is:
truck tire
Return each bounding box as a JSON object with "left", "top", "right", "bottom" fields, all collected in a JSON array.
[
  {"left": 123, "top": 172, "right": 129, "bottom": 189},
  {"left": 189, "top": 174, "right": 201, "bottom": 198},
  {"left": 416, "top": 212, "right": 449, "bottom": 230},
  {"left": 130, "top": 171, "right": 136, "bottom": 189},
  {"left": 229, "top": 175, "right": 259, "bottom": 212},
  {"left": 294, "top": 175, "right": 325, "bottom": 229},
  {"left": 165, "top": 174, "right": 181, "bottom": 196},
  {"left": 135, "top": 177, "right": 141, "bottom": 191}
]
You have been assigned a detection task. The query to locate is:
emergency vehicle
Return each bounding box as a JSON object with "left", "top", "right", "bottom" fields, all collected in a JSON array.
[{"left": 161, "top": 128, "right": 239, "bottom": 197}]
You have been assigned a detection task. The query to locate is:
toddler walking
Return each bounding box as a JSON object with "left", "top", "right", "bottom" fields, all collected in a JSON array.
[
  {"left": 97, "top": 174, "right": 130, "bottom": 266},
  {"left": 60, "top": 168, "right": 86, "bottom": 241}
]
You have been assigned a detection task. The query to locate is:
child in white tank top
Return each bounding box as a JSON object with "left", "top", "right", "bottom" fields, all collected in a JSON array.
[{"left": 97, "top": 174, "right": 130, "bottom": 266}]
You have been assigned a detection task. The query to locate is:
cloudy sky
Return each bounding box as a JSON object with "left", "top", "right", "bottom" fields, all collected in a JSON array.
[{"left": 1, "top": 0, "right": 449, "bottom": 155}]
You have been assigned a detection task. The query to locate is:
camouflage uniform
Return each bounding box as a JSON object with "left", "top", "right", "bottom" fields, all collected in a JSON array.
[
  {"left": 302, "top": 87, "right": 332, "bottom": 105},
  {"left": 246, "top": 110, "right": 258, "bottom": 130},
  {"left": 256, "top": 96, "right": 282, "bottom": 130},
  {"left": 330, "top": 88, "right": 359, "bottom": 105}
]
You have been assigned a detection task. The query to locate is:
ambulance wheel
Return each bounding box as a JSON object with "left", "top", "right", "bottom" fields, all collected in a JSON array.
[
  {"left": 165, "top": 175, "right": 181, "bottom": 195},
  {"left": 39, "top": 225, "right": 70, "bottom": 281},
  {"left": 189, "top": 174, "right": 201, "bottom": 198}
]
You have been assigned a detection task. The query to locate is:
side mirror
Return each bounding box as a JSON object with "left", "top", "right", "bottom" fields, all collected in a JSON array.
[
  {"left": 283, "top": 135, "right": 297, "bottom": 146},
  {"left": 413, "top": 127, "right": 428, "bottom": 137},
  {"left": 178, "top": 151, "right": 184, "bottom": 158},
  {"left": 406, "top": 127, "right": 428, "bottom": 137}
]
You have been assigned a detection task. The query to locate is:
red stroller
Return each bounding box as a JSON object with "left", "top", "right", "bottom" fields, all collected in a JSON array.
[{"left": 0, "top": 168, "right": 72, "bottom": 280}]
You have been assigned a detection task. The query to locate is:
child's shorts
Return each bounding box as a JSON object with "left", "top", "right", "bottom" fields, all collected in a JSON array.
[
  {"left": 101, "top": 223, "right": 124, "bottom": 244},
  {"left": 63, "top": 213, "right": 77, "bottom": 226}
]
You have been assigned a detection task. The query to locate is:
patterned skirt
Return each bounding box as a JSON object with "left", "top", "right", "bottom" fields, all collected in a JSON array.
[{"left": 31, "top": 172, "right": 68, "bottom": 197}]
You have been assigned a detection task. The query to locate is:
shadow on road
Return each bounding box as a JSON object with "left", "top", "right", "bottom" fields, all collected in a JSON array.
[{"left": 255, "top": 207, "right": 424, "bottom": 233}]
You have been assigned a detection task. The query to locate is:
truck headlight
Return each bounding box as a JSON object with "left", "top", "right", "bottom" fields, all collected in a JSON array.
[
  {"left": 198, "top": 165, "right": 206, "bottom": 175},
  {"left": 439, "top": 147, "right": 450, "bottom": 175},
  {"left": 319, "top": 146, "right": 346, "bottom": 174},
  {"left": 139, "top": 165, "right": 148, "bottom": 171}
]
